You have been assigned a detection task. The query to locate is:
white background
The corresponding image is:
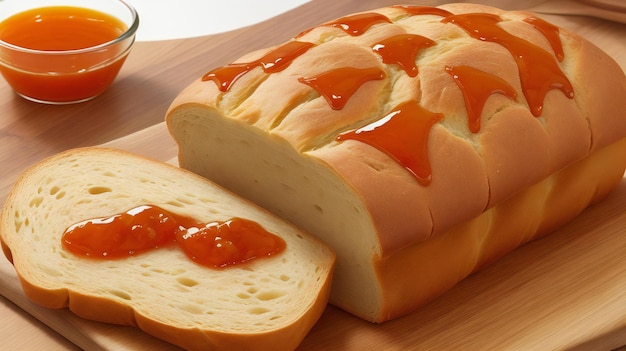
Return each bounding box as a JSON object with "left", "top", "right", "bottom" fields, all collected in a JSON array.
[{"left": 123, "top": 0, "right": 309, "bottom": 41}]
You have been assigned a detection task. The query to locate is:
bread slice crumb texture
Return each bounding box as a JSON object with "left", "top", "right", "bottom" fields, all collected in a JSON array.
[{"left": 0, "top": 147, "right": 334, "bottom": 350}]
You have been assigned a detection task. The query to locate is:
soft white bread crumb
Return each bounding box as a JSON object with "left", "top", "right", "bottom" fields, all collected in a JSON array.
[{"left": 0, "top": 147, "right": 335, "bottom": 351}]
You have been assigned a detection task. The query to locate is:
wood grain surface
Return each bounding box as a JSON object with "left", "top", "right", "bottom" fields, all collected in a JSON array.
[{"left": 1, "top": 0, "right": 625, "bottom": 350}]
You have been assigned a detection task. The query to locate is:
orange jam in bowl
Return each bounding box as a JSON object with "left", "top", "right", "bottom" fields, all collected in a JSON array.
[{"left": 0, "top": 0, "right": 139, "bottom": 104}]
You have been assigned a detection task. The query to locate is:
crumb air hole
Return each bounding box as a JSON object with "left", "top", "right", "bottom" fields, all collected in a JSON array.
[
  {"left": 248, "top": 307, "right": 270, "bottom": 315},
  {"left": 177, "top": 277, "right": 199, "bottom": 287},
  {"left": 88, "top": 186, "right": 113, "bottom": 195},
  {"left": 256, "top": 290, "right": 285, "bottom": 301}
]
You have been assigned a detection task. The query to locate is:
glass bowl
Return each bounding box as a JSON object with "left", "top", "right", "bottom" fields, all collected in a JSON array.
[{"left": 0, "top": 0, "right": 139, "bottom": 104}]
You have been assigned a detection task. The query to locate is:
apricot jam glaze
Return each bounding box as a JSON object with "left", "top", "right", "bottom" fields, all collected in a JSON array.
[
  {"left": 202, "top": 6, "right": 573, "bottom": 186},
  {"left": 0, "top": 6, "right": 129, "bottom": 103},
  {"left": 62, "top": 205, "right": 286, "bottom": 269}
]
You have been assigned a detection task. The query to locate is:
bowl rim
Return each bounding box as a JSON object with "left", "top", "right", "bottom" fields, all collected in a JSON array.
[{"left": 0, "top": 0, "right": 140, "bottom": 55}]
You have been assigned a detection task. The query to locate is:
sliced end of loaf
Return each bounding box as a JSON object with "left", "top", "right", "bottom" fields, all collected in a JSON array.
[{"left": 167, "top": 105, "right": 383, "bottom": 320}]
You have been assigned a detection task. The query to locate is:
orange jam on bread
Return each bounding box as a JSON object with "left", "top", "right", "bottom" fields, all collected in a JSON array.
[
  {"left": 202, "top": 41, "right": 314, "bottom": 92},
  {"left": 62, "top": 205, "right": 286, "bottom": 269},
  {"left": 202, "top": 6, "right": 573, "bottom": 186},
  {"left": 0, "top": 6, "right": 129, "bottom": 102}
]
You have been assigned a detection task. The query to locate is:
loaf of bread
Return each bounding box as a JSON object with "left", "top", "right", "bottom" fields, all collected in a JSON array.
[
  {"left": 0, "top": 147, "right": 335, "bottom": 351},
  {"left": 166, "top": 3, "right": 626, "bottom": 322}
]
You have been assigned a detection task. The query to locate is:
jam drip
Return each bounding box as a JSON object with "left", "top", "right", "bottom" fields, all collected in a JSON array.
[
  {"left": 446, "top": 65, "right": 518, "bottom": 133},
  {"left": 523, "top": 16, "right": 564, "bottom": 62},
  {"left": 442, "top": 13, "right": 573, "bottom": 116},
  {"left": 372, "top": 34, "right": 436, "bottom": 77},
  {"left": 337, "top": 101, "right": 443, "bottom": 185},
  {"left": 297, "top": 12, "right": 392, "bottom": 38},
  {"left": 298, "top": 67, "right": 386, "bottom": 110},
  {"left": 202, "top": 41, "right": 314, "bottom": 92},
  {"left": 200, "top": 6, "right": 574, "bottom": 187},
  {"left": 62, "top": 205, "right": 286, "bottom": 269},
  {"left": 392, "top": 5, "right": 453, "bottom": 17}
]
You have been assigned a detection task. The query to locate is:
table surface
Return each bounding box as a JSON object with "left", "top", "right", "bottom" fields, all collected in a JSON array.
[{"left": 1, "top": 0, "right": 626, "bottom": 350}]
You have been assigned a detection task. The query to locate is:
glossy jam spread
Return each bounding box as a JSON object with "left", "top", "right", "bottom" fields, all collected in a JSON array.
[
  {"left": 0, "top": 6, "right": 125, "bottom": 50},
  {"left": 337, "top": 100, "right": 443, "bottom": 185},
  {"left": 62, "top": 205, "right": 286, "bottom": 269},
  {"left": 523, "top": 16, "right": 564, "bottom": 62},
  {"left": 372, "top": 34, "right": 436, "bottom": 77},
  {"left": 202, "top": 41, "right": 314, "bottom": 92},
  {"left": 446, "top": 65, "right": 518, "bottom": 133},
  {"left": 202, "top": 7, "right": 573, "bottom": 186},
  {"left": 442, "top": 13, "right": 573, "bottom": 117},
  {"left": 391, "top": 5, "right": 452, "bottom": 17},
  {"left": 298, "top": 67, "right": 386, "bottom": 110},
  {"left": 0, "top": 6, "right": 128, "bottom": 102},
  {"left": 297, "top": 12, "right": 392, "bottom": 38}
]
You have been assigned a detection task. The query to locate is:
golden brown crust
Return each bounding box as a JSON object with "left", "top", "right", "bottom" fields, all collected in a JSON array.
[{"left": 374, "top": 138, "right": 626, "bottom": 322}]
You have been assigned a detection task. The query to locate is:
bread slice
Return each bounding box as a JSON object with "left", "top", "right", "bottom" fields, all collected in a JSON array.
[
  {"left": 0, "top": 147, "right": 335, "bottom": 351},
  {"left": 166, "top": 3, "right": 626, "bottom": 322}
]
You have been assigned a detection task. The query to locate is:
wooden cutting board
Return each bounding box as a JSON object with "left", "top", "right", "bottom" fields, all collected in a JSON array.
[
  {"left": 1, "top": 0, "right": 626, "bottom": 350},
  {"left": 3, "top": 125, "right": 625, "bottom": 351}
]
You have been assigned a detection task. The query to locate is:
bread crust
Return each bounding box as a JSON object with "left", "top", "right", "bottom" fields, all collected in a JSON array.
[
  {"left": 166, "top": 3, "right": 626, "bottom": 322},
  {"left": 374, "top": 138, "right": 626, "bottom": 321}
]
